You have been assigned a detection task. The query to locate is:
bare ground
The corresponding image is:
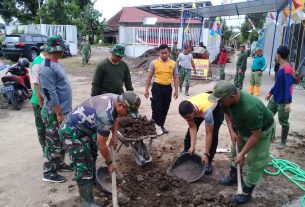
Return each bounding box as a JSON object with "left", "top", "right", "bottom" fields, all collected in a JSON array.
[{"left": 0, "top": 47, "right": 305, "bottom": 207}]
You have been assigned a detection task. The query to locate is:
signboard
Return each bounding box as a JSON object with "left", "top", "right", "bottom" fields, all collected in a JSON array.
[{"left": 192, "top": 59, "right": 209, "bottom": 77}]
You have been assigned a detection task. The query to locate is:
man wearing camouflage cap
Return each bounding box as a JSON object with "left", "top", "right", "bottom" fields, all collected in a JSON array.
[
  {"left": 39, "top": 35, "right": 73, "bottom": 183},
  {"left": 91, "top": 44, "right": 133, "bottom": 96},
  {"left": 59, "top": 91, "right": 141, "bottom": 207},
  {"left": 209, "top": 81, "right": 275, "bottom": 204}
]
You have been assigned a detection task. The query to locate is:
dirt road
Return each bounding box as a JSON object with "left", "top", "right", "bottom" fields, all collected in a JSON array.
[{"left": 0, "top": 47, "right": 305, "bottom": 207}]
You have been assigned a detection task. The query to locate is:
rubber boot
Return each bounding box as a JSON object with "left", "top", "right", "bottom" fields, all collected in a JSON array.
[
  {"left": 232, "top": 183, "right": 255, "bottom": 204},
  {"left": 254, "top": 85, "right": 261, "bottom": 96},
  {"left": 179, "top": 84, "right": 183, "bottom": 92},
  {"left": 248, "top": 85, "right": 254, "bottom": 95},
  {"left": 78, "top": 180, "right": 101, "bottom": 207},
  {"left": 219, "top": 166, "right": 237, "bottom": 185},
  {"left": 276, "top": 127, "right": 289, "bottom": 150},
  {"left": 185, "top": 86, "right": 189, "bottom": 96}
]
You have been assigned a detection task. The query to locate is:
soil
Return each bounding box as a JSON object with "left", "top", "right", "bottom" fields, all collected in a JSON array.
[
  {"left": 119, "top": 116, "right": 156, "bottom": 138},
  {"left": 1, "top": 47, "right": 305, "bottom": 207}
]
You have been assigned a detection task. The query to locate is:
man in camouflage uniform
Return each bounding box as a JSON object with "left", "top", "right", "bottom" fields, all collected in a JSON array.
[
  {"left": 234, "top": 45, "right": 248, "bottom": 89},
  {"left": 80, "top": 38, "right": 91, "bottom": 67},
  {"left": 39, "top": 35, "right": 73, "bottom": 183},
  {"left": 171, "top": 40, "right": 179, "bottom": 61},
  {"left": 59, "top": 91, "right": 141, "bottom": 207}
]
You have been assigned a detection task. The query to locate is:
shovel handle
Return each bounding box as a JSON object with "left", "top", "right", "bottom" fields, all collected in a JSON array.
[
  {"left": 110, "top": 146, "right": 119, "bottom": 207},
  {"left": 236, "top": 142, "right": 243, "bottom": 194}
]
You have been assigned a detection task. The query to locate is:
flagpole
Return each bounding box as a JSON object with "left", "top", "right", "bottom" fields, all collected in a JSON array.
[{"left": 285, "top": 0, "right": 293, "bottom": 46}]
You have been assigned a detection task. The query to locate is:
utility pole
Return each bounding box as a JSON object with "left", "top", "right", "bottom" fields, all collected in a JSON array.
[{"left": 38, "top": 0, "right": 42, "bottom": 32}]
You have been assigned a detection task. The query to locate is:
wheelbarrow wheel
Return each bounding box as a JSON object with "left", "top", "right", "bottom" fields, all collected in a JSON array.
[{"left": 133, "top": 141, "right": 151, "bottom": 167}]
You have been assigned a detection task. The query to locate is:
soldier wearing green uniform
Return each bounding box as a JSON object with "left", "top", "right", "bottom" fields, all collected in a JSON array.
[
  {"left": 234, "top": 45, "right": 248, "bottom": 89},
  {"left": 171, "top": 40, "right": 179, "bottom": 61},
  {"left": 80, "top": 39, "right": 91, "bottom": 67},
  {"left": 31, "top": 49, "right": 46, "bottom": 152},
  {"left": 209, "top": 81, "right": 275, "bottom": 204},
  {"left": 59, "top": 92, "right": 141, "bottom": 207}
]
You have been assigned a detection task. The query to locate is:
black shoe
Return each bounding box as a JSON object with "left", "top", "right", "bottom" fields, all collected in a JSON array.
[
  {"left": 204, "top": 162, "right": 213, "bottom": 175},
  {"left": 161, "top": 127, "right": 169, "bottom": 134},
  {"left": 43, "top": 173, "right": 66, "bottom": 183},
  {"left": 219, "top": 166, "right": 237, "bottom": 186},
  {"left": 57, "top": 163, "right": 74, "bottom": 172}
]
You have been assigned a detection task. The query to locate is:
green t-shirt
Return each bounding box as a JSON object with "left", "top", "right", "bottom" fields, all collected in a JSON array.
[
  {"left": 30, "top": 55, "right": 45, "bottom": 105},
  {"left": 224, "top": 91, "right": 274, "bottom": 137},
  {"left": 236, "top": 51, "right": 248, "bottom": 71}
]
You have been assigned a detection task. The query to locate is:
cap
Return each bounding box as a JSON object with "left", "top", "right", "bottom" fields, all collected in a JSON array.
[
  {"left": 118, "top": 91, "right": 141, "bottom": 118},
  {"left": 45, "top": 35, "right": 65, "bottom": 53},
  {"left": 208, "top": 81, "right": 237, "bottom": 102},
  {"left": 111, "top": 44, "right": 126, "bottom": 57},
  {"left": 255, "top": 47, "right": 263, "bottom": 51}
]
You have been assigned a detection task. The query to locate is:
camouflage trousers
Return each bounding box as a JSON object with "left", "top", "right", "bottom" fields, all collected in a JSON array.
[
  {"left": 234, "top": 69, "right": 245, "bottom": 89},
  {"left": 59, "top": 123, "right": 98, "bottom": 183},
  {"left": 32, "top": 104, "right": 46, "bottom": 152},
  {"left": 82, "top": 52, "right": 89, "bottom": 65},
  {"left": 41, "top": 107, "right": 66, "bottom": 175},
  {"left": 179, "top": 67, "right": 192, "bottom": 87}
]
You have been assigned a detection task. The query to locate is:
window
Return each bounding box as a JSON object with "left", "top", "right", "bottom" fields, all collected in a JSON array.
[
  {"left": 25, "top": 36, "right": 33, "bottom": 42},
  {"left": 33, "top": 36, "right": 43, "bottom": 42}
]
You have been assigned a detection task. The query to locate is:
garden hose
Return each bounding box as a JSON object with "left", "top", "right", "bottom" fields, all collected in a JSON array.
[{"left": 264, "top": 155, "right": 305, "bottom": 207}]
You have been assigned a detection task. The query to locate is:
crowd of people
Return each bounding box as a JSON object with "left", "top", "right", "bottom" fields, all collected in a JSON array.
[{"left": 30, "top": 35, "right": 295, "bottom": 206}]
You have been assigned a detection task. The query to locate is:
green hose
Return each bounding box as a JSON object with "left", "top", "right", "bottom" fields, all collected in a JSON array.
[{"left": 264, "top": 155, "right": 305, "bottom": 207}]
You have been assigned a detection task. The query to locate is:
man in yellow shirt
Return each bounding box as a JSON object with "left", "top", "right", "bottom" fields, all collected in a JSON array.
[
  {"left": 178, "top": 92, "right": 224, "bottom": 174},
  {"left": 144, "top": 44, "right": 179, "bottom": 135}
]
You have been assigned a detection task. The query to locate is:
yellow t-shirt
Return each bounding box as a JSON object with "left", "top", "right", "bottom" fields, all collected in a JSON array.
[
  {"left": 189, "top": 93, "right": 214, "bottom": 114},
  {"left": 149, "top": 58, "right": 178, "bottom": 85}
]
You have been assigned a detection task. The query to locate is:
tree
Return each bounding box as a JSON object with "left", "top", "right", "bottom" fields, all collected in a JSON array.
[
  {"left": 222, "top": 19, "right": 233, "bottom": 41},
  {"left": 0, "top": 0, "right": 19, "bottom": 24},
  {"left": 240, "top": 13, "right": 267, "bottom": 43}
]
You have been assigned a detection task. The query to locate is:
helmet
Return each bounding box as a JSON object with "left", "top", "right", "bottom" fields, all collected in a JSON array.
[{"left": 18, "top": 58, "right": 30, "bottom": 69}]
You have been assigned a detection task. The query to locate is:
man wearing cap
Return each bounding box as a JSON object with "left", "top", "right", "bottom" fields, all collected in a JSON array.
[
  {"left": 91, "top": 44, "right": 133, "bottom": 96},
  {"left": 144, "top": 44, "right": 179, "bottom": 135},
  {"left": 59, "top": 91, "right": 141, "bottom": 207},
  {"left": 249, "top": 47, "right": 266, "bottom": 96},
  {"left": 209, "top": 80, "right": 275, "bottom": 204},
  {"left": 234, "top": 45, "right": 248, "bottom": 89},
  {"left": 30, "top": 47, "right": 47, "bottom": 152},
  {"left": 178, "top": 92, "right": 224, "bottom": 174},
  {"left": 171, "top": 40, "right": 179, "bottom": 61},
  {"left": 39, "top": 35, "right": 73, "bottom": 183},
  {"left": 177, "top": 45, "right": 196, "bottom": 96}
]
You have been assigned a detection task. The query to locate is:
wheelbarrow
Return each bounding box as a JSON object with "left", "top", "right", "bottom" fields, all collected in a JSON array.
[{"left": 117, "top": 131, "right": 157, "bottom": 167}]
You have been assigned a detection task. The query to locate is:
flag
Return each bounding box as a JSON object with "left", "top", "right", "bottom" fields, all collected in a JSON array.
[
  {"left": 293, "top": 0, "right": 304, "bottom": 10},
  {"left": 248, "top": 18, "right": 256, "bottom": 30},
  {"left": 192, "top": 2, "right": 196, "bottom": 9}
]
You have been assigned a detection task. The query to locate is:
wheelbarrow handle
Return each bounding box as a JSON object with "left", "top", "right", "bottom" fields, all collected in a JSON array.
[{"left": 110, "top": 146, "right": 119, "bottom": 207}]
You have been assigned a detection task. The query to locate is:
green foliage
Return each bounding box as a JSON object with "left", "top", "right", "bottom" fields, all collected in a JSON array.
[
  {"left": 11, "top": 28, "right": 24, "bottom": 34},
  {"left": 0, "top": 35, "right": 5, "bottom": 43},
  {"left": 240, "top": 13, "right": 267, "bottom": 44},
  {"left": 222, "top": 20, "right": 234, "bottom": 41}
]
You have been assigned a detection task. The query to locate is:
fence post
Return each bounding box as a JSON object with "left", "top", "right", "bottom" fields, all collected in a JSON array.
[{"left": 158, "top": 28, "right": 161, "bottom": 46}]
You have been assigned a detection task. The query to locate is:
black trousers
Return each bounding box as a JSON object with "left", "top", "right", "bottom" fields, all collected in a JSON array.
[
  {"left": 151, "top": 82, "right": 172, "bottom": 127},
  {"left": 183, "top": 103, "right": 224, "bottom": 162}
]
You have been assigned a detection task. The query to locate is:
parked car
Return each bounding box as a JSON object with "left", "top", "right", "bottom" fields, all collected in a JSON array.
[{"left": 1, "top": 33, "right": 47, "bottom": 62}]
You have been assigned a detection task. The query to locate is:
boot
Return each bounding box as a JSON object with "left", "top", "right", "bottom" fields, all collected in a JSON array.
[
  {"left": 204, "top": 162, "right": 214, "bottom": 175},
  {"left": 254, "top": 85, "right": 261, "bottom": 96},
  {"left": 78, "top": 180, "right": 101, "bottom": 207},
  {"left": 231, "top": 183, "right": 255, "bottom": 204},
  {"left": 276, "top": 127, "right": 289, "bottom": 150},
  {"left": 219, "top": 166, "right": 237, "bottom": 185},
  {"left": 249, "top": 85, "right": 254, "bottom": 95},
  {"left": 179, "top": 84, "right": 183, "bottom": 92},
  {"left": 185, "top": 86, "right": 189, "bottom": 96}
]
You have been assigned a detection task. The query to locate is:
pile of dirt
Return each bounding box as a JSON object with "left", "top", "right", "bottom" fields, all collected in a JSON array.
[
  {"left": 119, "top": 116, "right": 156, "bottom": 138},
  {"left": 94, "top": 163, "right": 236, "bottom": 207}
]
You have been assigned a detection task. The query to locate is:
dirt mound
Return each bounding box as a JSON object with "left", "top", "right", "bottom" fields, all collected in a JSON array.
[
  {"left": 119, "top": 116, "right": 156, "bottom": 138},
  {"left": 94, "top": 163, "right": 236, "bottom": 207}
]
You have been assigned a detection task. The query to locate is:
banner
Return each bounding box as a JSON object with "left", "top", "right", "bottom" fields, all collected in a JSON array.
[{"left": 192, "top": 59, "right": 209, "bottom": 77}]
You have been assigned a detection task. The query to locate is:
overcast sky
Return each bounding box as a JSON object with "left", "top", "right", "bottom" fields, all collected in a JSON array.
[{"left": 95, "top": 0, "right": 246, "bottom": 26}]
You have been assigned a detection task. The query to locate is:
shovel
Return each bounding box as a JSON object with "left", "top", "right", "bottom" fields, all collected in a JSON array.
[
  {"left": 110, "top": 146, "right": 119, "bottom": 207},
  {"left": 235, "top": 142, "right": 243, "bottom": 194}
]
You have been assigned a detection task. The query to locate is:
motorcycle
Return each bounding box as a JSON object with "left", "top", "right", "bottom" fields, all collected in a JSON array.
[{"left": 0, "top": 58, "right": 32, "bottom": 110}]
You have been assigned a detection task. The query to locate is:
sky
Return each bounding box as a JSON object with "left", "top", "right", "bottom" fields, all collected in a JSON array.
[{"left": 95, "top": 0, "right": 246, "bottom": 26}]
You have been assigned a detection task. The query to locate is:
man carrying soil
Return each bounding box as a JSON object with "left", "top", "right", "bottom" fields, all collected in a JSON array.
[
  {"left": 80, "top": 38, "right": 91, "bottom": 67},
  {"left": 209, "top": 81, "right": 275, "bottom": 204},
  {"left": 30, "top": 46, "right": 47, "bottom": 152},
  {"left": 39, "top": 35, "right": 73, "bottom": 183},
  {"left": 178, "top": 92, "right": 224, "bottom": 174},
  {"left": 177, "top": 44, "right": 196, "bottom": 96},
  {"left": 144, "top": 44, "right": 179, "bottom": 135},
  {"left": 266, "top": 46, "right": 294, "bottom": 150},
  {"left": 234, "top": 45, "right": 248, "bottom": 89},
  {"left": 91, "top": 44, "right": 133, "bottom": 96},
  {"left": 59, "top": 91, "right": 141, "bottom": 207}
]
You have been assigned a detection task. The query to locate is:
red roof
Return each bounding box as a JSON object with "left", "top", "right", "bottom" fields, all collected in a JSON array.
[{"left": 107, "top": 7, "right": 200, "bottom": 29}]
